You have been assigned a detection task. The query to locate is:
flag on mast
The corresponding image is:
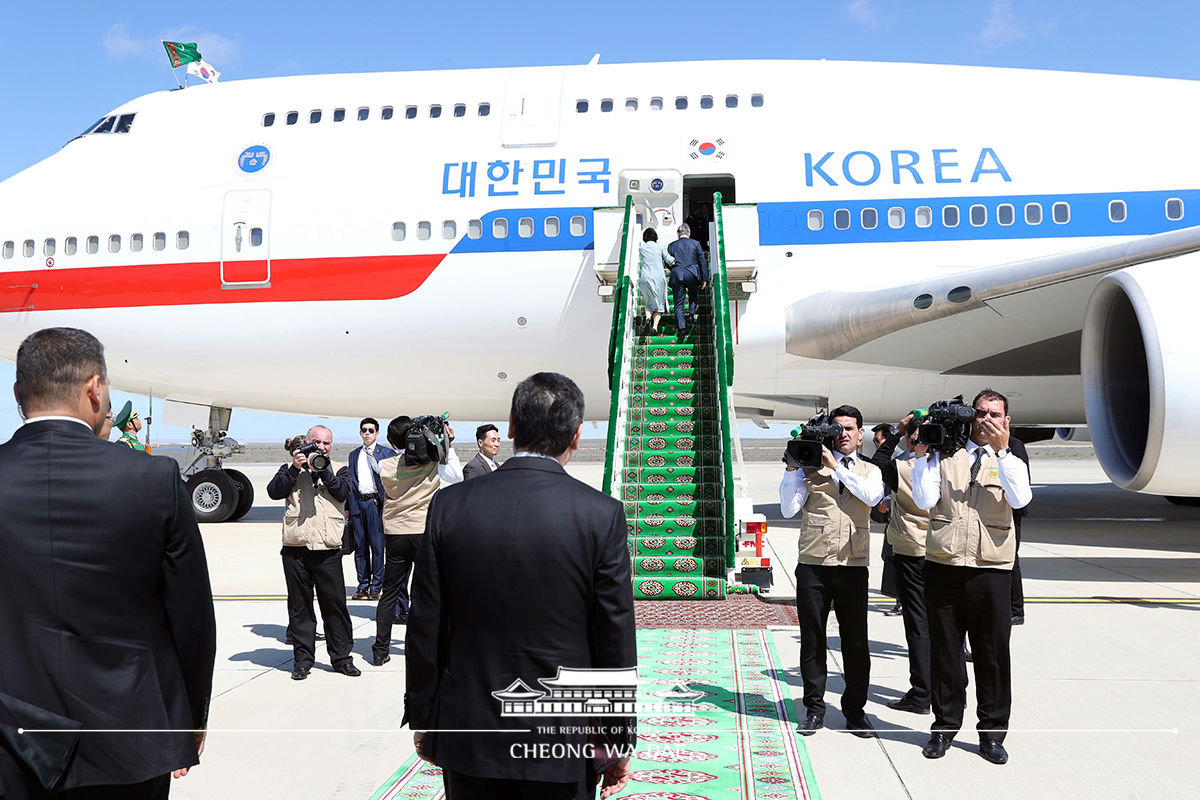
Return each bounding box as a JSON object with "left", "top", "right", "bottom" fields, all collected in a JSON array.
[
  {"left": 187, "top": 59, "right": 221, "bottom": 84},
  {"left": 162, "top": 41, "right": 202, "bottom": 68}
]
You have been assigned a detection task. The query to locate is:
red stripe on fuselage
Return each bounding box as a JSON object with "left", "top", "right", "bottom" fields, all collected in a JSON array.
[{"left": 0, "top": 253, "right": 446, "bottom": 312}]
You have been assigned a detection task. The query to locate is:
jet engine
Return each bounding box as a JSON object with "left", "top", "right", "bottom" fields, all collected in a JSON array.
[{"left": 1081, "top": 261, "right": 1200, "bottom": 495}]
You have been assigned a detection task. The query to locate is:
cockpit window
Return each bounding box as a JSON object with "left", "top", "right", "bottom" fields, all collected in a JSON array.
[
  {"left": 78, "top": 118, "right": 106, "bottom": 138},
  {"left": 92, "top": 116, "right": 116, "bottom": 134},
  {"left": 115, "top": 114, "right": 136, "bottom": 133}
]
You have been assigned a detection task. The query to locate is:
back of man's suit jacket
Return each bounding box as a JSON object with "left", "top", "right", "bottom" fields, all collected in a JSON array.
[
  {"left": 405, "top": 456, "right": 636, "bottom": 782},
  {"left": 0, "top": 420, "right": 217, "bottom": 790}
]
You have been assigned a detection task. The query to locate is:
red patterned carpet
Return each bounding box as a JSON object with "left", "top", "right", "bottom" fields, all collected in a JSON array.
[{"left": 634, "top": 594, "right": 799, "bottom": 629}]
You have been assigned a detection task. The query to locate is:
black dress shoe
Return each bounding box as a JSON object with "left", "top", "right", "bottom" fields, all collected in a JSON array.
[
  {"left": 368, "top": 590, "right": 382, "bottom": 600},
  {"left": 371, "top": 653, "right": 391, "bottom": 667},
  {"left": 351, "top": 590, "right": 369, "bottom": 600},
  {"left": 979, "top": 739, "right": 1008, "bottom": 764},
  {"left": 887, "top": 696, "right": 931, "bottom": 715},
  {"left": 844, "top": 714, "right": 875, "bottom": 738},
  {"left": 964, "top": 645, "right": 973, "bottom": 662},
  {"left": 291, "top": 668, "right": 310, "bottom": 681},
  {"left": 922, "top": 733, "right": 951, "bottom": 759},
  {"left": 883, "top": 604, "right": 903, "bottom": 617},
  {"left": 1011, "top": 615, "right": 1025, "bottom": 626},
  {"left": 796, "top": 713, "right": 824, "bottom": 735},
  {"left": 333, "top": 661, "right": 361, "bottom": 677},
  {"left": 315, "top": 631, "right": 325, "bottom": 641},
  {"left": 394, "top": 613, "right": 409, "bottom": 625}
]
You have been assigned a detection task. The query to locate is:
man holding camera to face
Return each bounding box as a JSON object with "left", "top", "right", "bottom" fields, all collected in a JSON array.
[
  {"left": 911, "top": 389, "right": 1032, "bottom": 765},
  {"left": 779, "top": 405, "right": 885, "bottom": 737},
  {"left": 267, "top": 425, "right": 360, "bottom": 681}
]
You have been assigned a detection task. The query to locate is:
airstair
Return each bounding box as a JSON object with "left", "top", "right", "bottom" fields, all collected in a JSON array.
[{"left": 599, "top": 193, "right": 768, "bottom": 600}]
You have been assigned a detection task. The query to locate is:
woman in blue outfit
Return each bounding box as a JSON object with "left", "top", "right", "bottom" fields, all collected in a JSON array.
[{"left": 638, "top": 227, "right": 675, "bottom": 333}]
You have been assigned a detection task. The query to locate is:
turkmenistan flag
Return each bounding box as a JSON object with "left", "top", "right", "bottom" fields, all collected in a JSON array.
[{"left": 162, "top": 41, "right": 202, "bottom": 68}]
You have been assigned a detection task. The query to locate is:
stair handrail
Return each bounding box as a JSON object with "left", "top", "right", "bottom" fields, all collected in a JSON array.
[
  {"left": 602, "top": 196, "right": 638, "bottom": 496},
  {"left": 711, "top": 192, "right": 738, "bottom": 571}
]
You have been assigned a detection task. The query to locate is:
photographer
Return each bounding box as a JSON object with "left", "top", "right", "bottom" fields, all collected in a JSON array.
[
  {"left": 911, "top": 389, "right": 1032, "bottom": 765},
  {"left": 779, "top": 405, "right": 884, "bottom": 737},
  {"left": 267, "top": 425, "right": 360, "bottom": 681},
  {"left": 371, "top": 415, "right": 462, "bottom": 667},
  {"left": 869, "top": 415, "right": 932, "bottom": 716}
]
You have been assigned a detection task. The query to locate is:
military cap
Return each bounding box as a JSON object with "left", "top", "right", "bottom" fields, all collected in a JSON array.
[{"left": 113, "top": 400, "right": 134, "bottom": 430}]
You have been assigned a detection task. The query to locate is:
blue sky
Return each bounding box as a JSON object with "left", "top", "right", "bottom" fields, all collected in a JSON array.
[{"left": 1, "top": 0, "right": 1196, "bottom": 442}]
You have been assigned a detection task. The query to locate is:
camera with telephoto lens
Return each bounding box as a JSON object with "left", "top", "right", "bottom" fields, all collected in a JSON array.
[
  {"left": 296, "top": 441, "right": 330, "bottom": 472},
  {"left": 913, "top": 395, "right": 976, "bottom": 457},
  {"left": 404, "top": 413, "right": 452, "bottom": 466},
  {"left": 785, "top": 413, "right": 844, "bottom": 469}
]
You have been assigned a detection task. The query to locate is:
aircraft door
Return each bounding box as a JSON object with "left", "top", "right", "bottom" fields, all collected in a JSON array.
[
  {"left": 500, "top": 67, "right": 564, "bottom": 148},
  {"left": 618, "top": 170, "right": 682, "bottom": 233},
  {"left": 221, "top": 189, "right": 271, "bottom": 286}
]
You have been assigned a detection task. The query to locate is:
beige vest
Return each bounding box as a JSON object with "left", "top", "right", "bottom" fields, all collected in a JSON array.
[
  {"left": 926, "top": 448, "right": 1016, "bottom": 570},
  {"left": 281, "top": 461, "right": 346, "bottom": 550},
  {"left": 379, "top": 455, "right": 439, "bottom": 536},
  {"left": 798, "top": 457, "right": 878, "bottom": 567},
  {"left": 886, "top": 457, "right": 930, "bottom": 558}
]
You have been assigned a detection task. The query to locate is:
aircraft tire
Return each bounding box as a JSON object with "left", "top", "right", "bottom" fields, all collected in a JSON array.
[
  {"left": 225, "top": 468, "right": 255, "bottom": 521},
  {"left": 188, "top": 469, "right": 238, "bottom": 523}
]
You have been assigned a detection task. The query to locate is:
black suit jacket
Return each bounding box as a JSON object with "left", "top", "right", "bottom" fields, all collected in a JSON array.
[
  {"left": 0, "top": 420, "right": 216, "bottom": 791},
  {"left": 460, "top": 451, "right": 497, "bottom": 481},
  {"left": 405, "top": 456, "right": 636, "bottom": 782}
]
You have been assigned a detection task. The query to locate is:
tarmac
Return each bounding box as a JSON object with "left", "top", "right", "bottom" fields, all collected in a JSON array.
[{"left": 172, "top": 456, "right": 1200, "bottom": 800}]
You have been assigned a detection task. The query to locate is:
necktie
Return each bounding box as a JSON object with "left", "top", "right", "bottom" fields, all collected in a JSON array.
[
  {"left": 839, "top": 456, "right": 850, "bottom": 495},
  {"left": 970, "top": 449, "right": 985, "bottom": 486},
  {"left": 366, "top": 446, "right": 380, "bottom": 475}
]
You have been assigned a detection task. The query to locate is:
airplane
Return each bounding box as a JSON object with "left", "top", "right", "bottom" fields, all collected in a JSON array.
[{"left": 1, "top": 57, "right": 1198, "bottom": 524}]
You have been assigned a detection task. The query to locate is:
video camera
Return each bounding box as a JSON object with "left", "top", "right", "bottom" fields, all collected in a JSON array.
[
  {"left": 913, "top": 395, "right": 975, "bottom": 457},
  {"left": 295, "top": 442, "right": 331, "bottom": 472},
  {"left": 784, "top": 413, "right": 844, "bottom": 470},
  {"left": 404, "top": 413, "right": 452, "bottom": 466}
]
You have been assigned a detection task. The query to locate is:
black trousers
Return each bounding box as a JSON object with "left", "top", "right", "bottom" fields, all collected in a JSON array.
[
  {"left": 1010, "top": 518, "right": 1024, "bottom": 617},
  {"left": 374, "top": 534, "right": 421, "bottom": 658},
  {"left": 794, "top": 563, "right": 870, "bottom": 717},
  {"left": 924, "top": 561, "right": 1012, "bottom": 742},
  {"left": 880, "top": 537, "right": 898, "bottom": 598},
  {"left": 893, "top": 554, "right": 931, "bottom": 706},
  {"left": 281, "top": 546, "right": 355, "bottom": 671},
  {"left": 443, "top": 765, "right": 594, "bottom": 800}
]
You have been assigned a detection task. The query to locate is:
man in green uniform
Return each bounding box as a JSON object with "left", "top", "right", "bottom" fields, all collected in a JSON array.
[{"left": 113, "top": 400, "right": 147, "bottom": 451}]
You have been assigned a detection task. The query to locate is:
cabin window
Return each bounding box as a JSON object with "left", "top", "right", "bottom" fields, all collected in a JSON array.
[
  {"left": 970, "top": 204, "right": 987, "bottom": 226},
  {"left": 381, "top": 106, "right": 394, "bottom": 120},
  {"left": 726, "top": 94, "right": 738, "bottom": 108},
  {"left": 286, "top": 111, "right": 298, "bottom": 125},
  {"left": 329, "top": 108, "right": 343, "bottom": 122},
  {"left": 153, "top": 232, "right": 166, "bottom": 250},
  {"left": 576, "top": 100, "right": 589, "bottom": 113},
  {"left": 43, "top": 238, "right": 55, "bottom": 256},
  {"left": 545, "top": 216, "right": 560, "bottom": 237},
  {"left": 249, "top": 228, "right": 262, "bottom": 246},
  {"left": 570, "top": 215, "right": 586, "bottom": 236},
  {"left": 429, "top": 105, "right": 441, "bottom": 118},
  {"left": 405, "top": 106, "right": 418, "bottom": 119},
  {"left": 115, "top": 114, "right": 135, "bottom": 134},
  {"left": 1, "top": 241, "right": 11, "bottom": 259},
  {"left": 675, "top": 96, "right": 688, "bottom": 110},
  {"left": 700, "top": 95, "right": 713, "bottom": 109},
  {"left": 108, "top": 235, "right": 121, "bottom": 253},
  {"left": 625, "top": 98, "right": 638, "bottom": 111},
  {"left": 518, "top": 217, "right": 535, "bottom": 238},
  {"left": 807, "top": 209, "right": 823, "bottom": 231},
  {"left": 1053, "top": 202, "right": 1070, "bottom": 224},
  {"left": 1166, "top": 198, "right": 1184, "bottom": 220},
  {"left": 861, "top": 208, "right": 878, "bottom": 229},
  {"left": 65, "top": 237, "right": 77, "bottom": 255},
  {"left": 649, "top": 97, "right": 663, "bottom": 110},
  {"left": 493, "top": 218, "right": 509, "bottom": 238},
  {"left": 392, "top": 222, "right": 406, "bottom": 242},
  {"left": 915, "top": 206, "right": 933, "bottom": 228},
  {"left": 943, "top": 205, "right": 960, "bottom": 227},
  {"left": 357, "top": 107, "right": 369, "bottom": 121},
  {"left": 130, "top": 233, "right": 143, "bottom": 252},
  {"left": 442, "top": 220, "right": 456, "bottom": 239},
  {"left": 310, "top": 110, "right": 322, "bottom": 124},
  {"left": 888, "top": 207, "right": 905, "bottom": 228},
  {"left": 417, "top": 221, "right": 431, "bottom": 240},
  {"left": 478, "top": 103, "right": 491, "bottom": 116},
  {"left": 600, "top": 98, "right": 613, "bottom": 112},
  {"left": 1025, "top": 203, "right": 1042, "bottom": 224},
  {"left": 834, "top": 209, "right": 851, "bottom": 230},
  {"left": 1109, "top": 199, "right": 1127, "bottom": 223},
  {"left": 176, "top": 231, "right": 189, "bottom": 249},
  {"left": 262, "top": 113, "right": 275, "bottom": 127},
  {"left": 22, "top": 240, "right": 33, "bottom": 257},
  {"left": 751, "top": 93, "right": 764, "bottom": 107},
  {"left": 997, "top": 204, "right": 1015, "bottom": 225},
  {"left": 467, "top": 219, "right": 483, "bottom": 239},
  {"left": 453, "top": 104, "right": 466, "bottom": 118},
  {"left": 86, "top": 236, "right": 99, "bottom": 254}
]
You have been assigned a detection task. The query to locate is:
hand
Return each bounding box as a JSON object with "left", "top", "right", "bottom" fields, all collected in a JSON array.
[
  {"left": 876, "top": 499, "right": 889, "bottom": 514},
  {"left": 414, "top": 732, "right": 432, "bottom": 764},
  {"left": 292, "top": 450, "right": 308, "bottom": 470},
  {"left": 599, "top": 758, "right": 631, "bottom": 799},
  {"left": 445, "top": 425, "right": 455, "bottom": 443},
  {"left": 172, "top": 731, "right": 206, "bottom": 779},
  {"left": 898, "top": 413, "right": 914, "bottom": 436},
  {"left": 980, "top": 415, "right": 1010, "bottom": 452},
  {"left": 820, "top": 446, "right": 840, "bottom": 472},
  {"left": 700, "top": 281, "right": 708, "bottom": 290}
]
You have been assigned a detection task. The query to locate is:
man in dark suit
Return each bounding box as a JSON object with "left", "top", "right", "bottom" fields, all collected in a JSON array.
[
  {"left": 462, "top": 423, "right": 501, "bottom": 481},
  {"left": 0, "top": 327, "right": 216, "bottom": 799},
  {"left": 347, "top": 417, "right": 398, "bottom": 600},
  {"left": 666, "top": 223, "right": 709, "bottom": 333},
  {"left": 406, "top": 372, "right": 636, "bottom": 800}
]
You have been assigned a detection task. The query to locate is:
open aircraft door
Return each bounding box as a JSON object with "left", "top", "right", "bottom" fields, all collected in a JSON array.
[{"left": 221, "top": 189, "right": 271, "bottom": 286}]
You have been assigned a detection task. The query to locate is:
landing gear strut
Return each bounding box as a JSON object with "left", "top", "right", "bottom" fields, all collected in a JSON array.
[{"left": 180, "top": 407, "right": 250, "bottom": 523}]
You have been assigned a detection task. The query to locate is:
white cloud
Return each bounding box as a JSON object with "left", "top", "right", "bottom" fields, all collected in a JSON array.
[
  {"left": 971, "top": 0, "right": 1028, "bottom": 49},
  {"left": 104, "top": 23, "right": 149, "bottom": 60},
  {"left": 846, "top": 0, "right": 879, "bottom": 28}
]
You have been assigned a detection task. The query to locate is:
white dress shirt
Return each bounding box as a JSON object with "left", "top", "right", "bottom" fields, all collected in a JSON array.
[
  {"left": 24, "top": 415, "right": 94, "bottom": 429},
  {"left": 911, "top": 439, "right": 1033, "bottom": 511},
  {"left": 778, "top": 451, "right": 886, "bottom": 519},
  {"left": 357, "top": 445, "right": 378, "bottom": 495}
]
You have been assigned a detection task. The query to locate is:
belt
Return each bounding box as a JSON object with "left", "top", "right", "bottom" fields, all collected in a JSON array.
[{"left": 361, "top": 492, "right": 378, "bottom": 500}]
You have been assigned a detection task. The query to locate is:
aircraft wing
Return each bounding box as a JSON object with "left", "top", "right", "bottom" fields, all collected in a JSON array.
[{"left": 784, "top": 224, "right": 1200, "bottom": 374}]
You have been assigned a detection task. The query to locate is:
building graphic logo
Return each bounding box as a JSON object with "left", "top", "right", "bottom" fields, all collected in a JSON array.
[{"left": 492, "top": 667, "right": 702, "bottom": 717}]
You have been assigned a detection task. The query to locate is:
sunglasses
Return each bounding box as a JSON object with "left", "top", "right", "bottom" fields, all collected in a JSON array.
[{"left": 360, "top": 427, "right": 377, "bottom": 433}]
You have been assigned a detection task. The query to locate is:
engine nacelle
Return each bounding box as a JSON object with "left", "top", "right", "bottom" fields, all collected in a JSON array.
[{"left": 1081, "top": 262, "right": 1200, "bottom": 495}]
